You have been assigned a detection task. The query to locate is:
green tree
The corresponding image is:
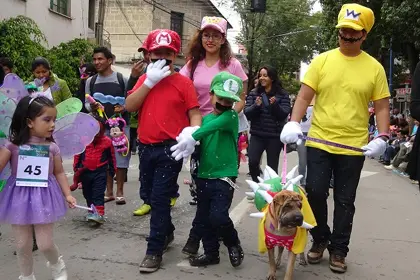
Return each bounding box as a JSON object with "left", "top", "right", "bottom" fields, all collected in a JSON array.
[
  {"left": 0, "top": 16, "right": 96, "bottom": 93},
  {"left": 0, "top": 16, "right": 47, "bottom": 80},
  {"left": 48, "top": 39, "right": 96, "bottom": 93},
  {"left": 381, "top": 0, "right": 420, "bottom": 74},
  {"left": 319, "top": 0, "right": 420, "bottom": 78},
  {"left": 233, "top": 0, "right": 320, "bottom": 94}
]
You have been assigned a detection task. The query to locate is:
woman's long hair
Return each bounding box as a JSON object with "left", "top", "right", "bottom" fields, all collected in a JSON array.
[
  {"left": 185, "top": 29, "right": 233, "bottom": 80},
  {"left": 256, "top": 66, "right": 284, "bottom": 95}
]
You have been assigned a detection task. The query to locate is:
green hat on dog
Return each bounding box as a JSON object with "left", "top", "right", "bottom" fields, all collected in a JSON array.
[{"left": 210, "top": 71, "right": 243, "bottom": 102}]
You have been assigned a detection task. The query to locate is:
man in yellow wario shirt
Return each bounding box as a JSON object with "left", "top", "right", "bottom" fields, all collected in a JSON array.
[{"left": 281, "top": 3, "right": 390, "bottom": 273}]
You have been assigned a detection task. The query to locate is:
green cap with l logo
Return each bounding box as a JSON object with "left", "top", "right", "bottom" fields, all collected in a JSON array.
[{"left": 210, "top": 71, "right": 243, "bottom": 102}]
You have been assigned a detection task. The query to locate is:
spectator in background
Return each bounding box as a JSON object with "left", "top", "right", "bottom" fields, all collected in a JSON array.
[
  {"left": 31, "top": 57, "right": 72, "bottom": 104},
  {"left": 78, "top": 63, "right": 97, "bottom": 113},
  {"left": 407, "top": 62, "right": 420, "bottom": 190},
  {"left": 244, "top": 65, "right": 290, "bottom": 183},
  {"left": 0, "top": 57, "right": 13, "bottom": 74},
  {"left": 126, "top": 44, "right": 150, "bottom": 92}
]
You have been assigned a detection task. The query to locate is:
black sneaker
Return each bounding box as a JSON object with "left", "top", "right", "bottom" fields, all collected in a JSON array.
[
  {"left": 162, "top": 233, "right": 174, "bottom": 253},
  {"left": 228, "top": 244, "right": 244, "bottom": 267},
  {"left": 139, "top": 255, "right": 162, "bottom": 273},
  {"left": 182, "top": 237, "right": 200, "bottom": 256},
  {"left": 189, "top": 254, "right": 220, "bottom": 267}
]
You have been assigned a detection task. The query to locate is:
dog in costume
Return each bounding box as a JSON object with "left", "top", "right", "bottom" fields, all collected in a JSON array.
[{"left": 245, "top": 166, "right": 317, "bottom": 280}]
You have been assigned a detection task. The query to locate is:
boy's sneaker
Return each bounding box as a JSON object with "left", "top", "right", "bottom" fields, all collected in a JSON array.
[
  {"left": 384, "top": 165, "right": 394, "bottom": 170},
  {"left": 86, "top": 213, "right": 94, "bottom": 221},
  {"left": 182, "top": 237, "right": 200, "bottom": 256},
  {"left": 189, "top": 197, "right": 197, "bottom": 205},
  {"left": 189, "top": 254, "right": 220, "bottom": 267},
  {"left": 87, "top": 213, "right": 104, "bottom": 224},
  {"left": 228, "top": 244, "right": 244, "bottom": 267},
  {"left": 133, "top": 204, "right": 151, "bottom": 216},
  {"left": 170, "top": 197, "right": 177, "bottom": 207},
  {"left": 139, "top": 255, "right": 162, "bottom": 273}
]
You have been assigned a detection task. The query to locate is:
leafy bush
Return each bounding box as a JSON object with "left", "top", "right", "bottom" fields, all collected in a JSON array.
[
  {"left": 48, "top": 39, "right": 96, "bottom": 94},
  {"left": 0, "top": 16, "right": 96, "bottom": 93},
  {"left": 0, "top": 16, "right": 47, "bottom": 80}
]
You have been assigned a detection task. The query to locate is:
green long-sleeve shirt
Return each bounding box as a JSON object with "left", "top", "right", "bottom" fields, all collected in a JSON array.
[{"left": 192, "top": 110, "right": 239, "bottom": 179}]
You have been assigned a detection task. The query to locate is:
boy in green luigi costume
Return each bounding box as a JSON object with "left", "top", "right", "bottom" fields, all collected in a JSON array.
[{"left": 171, "top": 71, "right": 245, "bottom": 268}]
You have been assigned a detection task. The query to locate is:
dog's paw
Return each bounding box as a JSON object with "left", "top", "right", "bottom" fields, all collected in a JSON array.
[{"left": 267, "top": 273, "right": 277, "bottom": 280}]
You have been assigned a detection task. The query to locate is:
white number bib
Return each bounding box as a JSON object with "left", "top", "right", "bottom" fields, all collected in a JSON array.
[{"left": 16, "top": 144, "right": 50, "bottom": 187}]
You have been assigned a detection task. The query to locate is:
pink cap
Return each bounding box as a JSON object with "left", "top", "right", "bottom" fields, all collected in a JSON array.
[{"left": 200, "top": 16, "right": 227, "bottom": 34}]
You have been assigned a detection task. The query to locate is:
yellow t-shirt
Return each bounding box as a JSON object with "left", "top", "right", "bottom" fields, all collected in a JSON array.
[{"left": 303, "top": 48, "right": 390, "bottom": 155}]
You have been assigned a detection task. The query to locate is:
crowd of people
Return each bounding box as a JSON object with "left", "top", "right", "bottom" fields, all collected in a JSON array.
[{"left": 0, "top": 2, "right": 420, "bottom": 280}]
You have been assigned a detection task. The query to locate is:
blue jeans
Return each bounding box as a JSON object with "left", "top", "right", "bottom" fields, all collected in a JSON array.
[
  {"left": 138, "top": 141, "right": 182, "bottom": 256},
  {"left": 81, "top": 167, "right": 107, "bottom": 208},
  {"left": 194, "top": 178, "right": 240, "bottom": 256},
  {"left": 138, "top": 141, "right": 180, "bottom": 205}
]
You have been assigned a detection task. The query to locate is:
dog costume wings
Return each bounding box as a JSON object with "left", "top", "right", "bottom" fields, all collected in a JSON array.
[{"left": 245, "top": 166, "right": 317, "bottom": 255}]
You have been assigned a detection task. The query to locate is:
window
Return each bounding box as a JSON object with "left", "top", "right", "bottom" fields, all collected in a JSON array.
[
  {"left": 88, "top": 0, "right": 95, "bottom": 30},
  {"left": 50, "top": 0, "right": 70, "bottom": 16},
  {"left": 170, "top": 12, "right": 184, "bottom": 39}
]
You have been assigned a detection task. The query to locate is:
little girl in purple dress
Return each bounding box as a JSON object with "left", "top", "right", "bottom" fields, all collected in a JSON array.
[{"left": 0, "top": 96, "right": 77, "bottom": 280}]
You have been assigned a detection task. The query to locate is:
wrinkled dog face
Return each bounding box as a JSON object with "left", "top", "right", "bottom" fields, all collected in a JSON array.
[{"left": 272, "top": 190, "right": 303, "bottom": 229}]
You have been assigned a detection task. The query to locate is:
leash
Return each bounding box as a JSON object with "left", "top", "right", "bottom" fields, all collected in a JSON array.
[
  {"left": 281, "top": 143, "right": 287, "bottom": 184},
  {"left": 298, "top": 135, "right": 364, "bottom": 153}
]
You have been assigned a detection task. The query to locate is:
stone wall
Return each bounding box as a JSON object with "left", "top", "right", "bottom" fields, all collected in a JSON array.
[{"left": 103, "top": 0, "right": 225, "bottom": 64}]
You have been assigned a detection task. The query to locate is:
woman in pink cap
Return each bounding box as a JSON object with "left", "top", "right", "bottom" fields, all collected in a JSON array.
[{"left": 179, "top": 16, "right": 248, "bottom": 258}]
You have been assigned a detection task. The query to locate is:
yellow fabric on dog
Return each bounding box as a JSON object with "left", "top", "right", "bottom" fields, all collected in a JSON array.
[{"left": 258, "top": 188, "right": 317, "bottom": 254}]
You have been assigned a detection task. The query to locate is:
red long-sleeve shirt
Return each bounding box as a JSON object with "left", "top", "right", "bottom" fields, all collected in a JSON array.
[{"left": 73, "top": 135, "right": 116, "bottom": 176}]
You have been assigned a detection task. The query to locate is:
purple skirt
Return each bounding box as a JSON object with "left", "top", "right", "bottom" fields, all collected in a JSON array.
[{"left": 0, "top": 175, "right": 67, "bottom": 225}]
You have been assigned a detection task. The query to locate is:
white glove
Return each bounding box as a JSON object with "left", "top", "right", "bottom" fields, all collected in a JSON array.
[
  {"left": 361, "top": 137, "right": 387, "bottom": 157},
  {"left": 280, "top": 121, "right": 303, "bottom": 145},
  {"left": 144, "top": 60, "right": 171, "bottom": 89},
  {"left": 177, "top": 126, "right": 200, "bottom": 141},
  {"left": 170, "top": 134, "right": 197, "bottom": 161}
]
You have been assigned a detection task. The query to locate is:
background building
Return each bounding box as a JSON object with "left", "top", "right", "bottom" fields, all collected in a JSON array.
[
  {"left": 1, "top": 0, "right": 93, "bottom": 47},
  {"left": 101, "top": 0, "right": 232, "bottom": 64}
]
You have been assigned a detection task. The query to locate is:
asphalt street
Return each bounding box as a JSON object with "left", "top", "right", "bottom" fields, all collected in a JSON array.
[{"left": 0, "top": 152, "right": 419, "bottom": 280}]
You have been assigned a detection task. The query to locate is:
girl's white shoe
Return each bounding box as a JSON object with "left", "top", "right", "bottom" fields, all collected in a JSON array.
[
  {"left": 18, "top": 273, "right": 36, "bottom": 280},
  {"left": 47, "top": 256, "right": 68, "bottom": 280}
]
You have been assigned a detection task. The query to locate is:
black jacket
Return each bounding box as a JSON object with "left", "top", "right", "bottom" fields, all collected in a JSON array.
[
  {"left": 407, "top": 62, "right": 420, "bottom": 180},
  {"left": 244, "top": 88, "right": 291, "bottom": 138}
]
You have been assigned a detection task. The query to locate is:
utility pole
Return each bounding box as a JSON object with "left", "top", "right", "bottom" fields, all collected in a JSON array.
[{"left": 96, "top": 0, "right": 106, "bottom": 46}]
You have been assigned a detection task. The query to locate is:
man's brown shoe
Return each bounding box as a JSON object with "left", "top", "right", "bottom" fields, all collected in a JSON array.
[
  {"left": 307, "top": 241, "right": 328, "bottom": 264},
  {"left": 329, "top": 254, "right": 347, "bottom": 273}
]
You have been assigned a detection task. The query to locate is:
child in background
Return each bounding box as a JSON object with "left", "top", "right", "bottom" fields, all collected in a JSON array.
[
  {"left": 73, "top": 114, "right": 116, "bottom": 225},
  {"left": 0, "top": 96, "right": 76, "bottom": 280},
  {"left": 172, "top": 72, "right": 244, "bottom": 268}
]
